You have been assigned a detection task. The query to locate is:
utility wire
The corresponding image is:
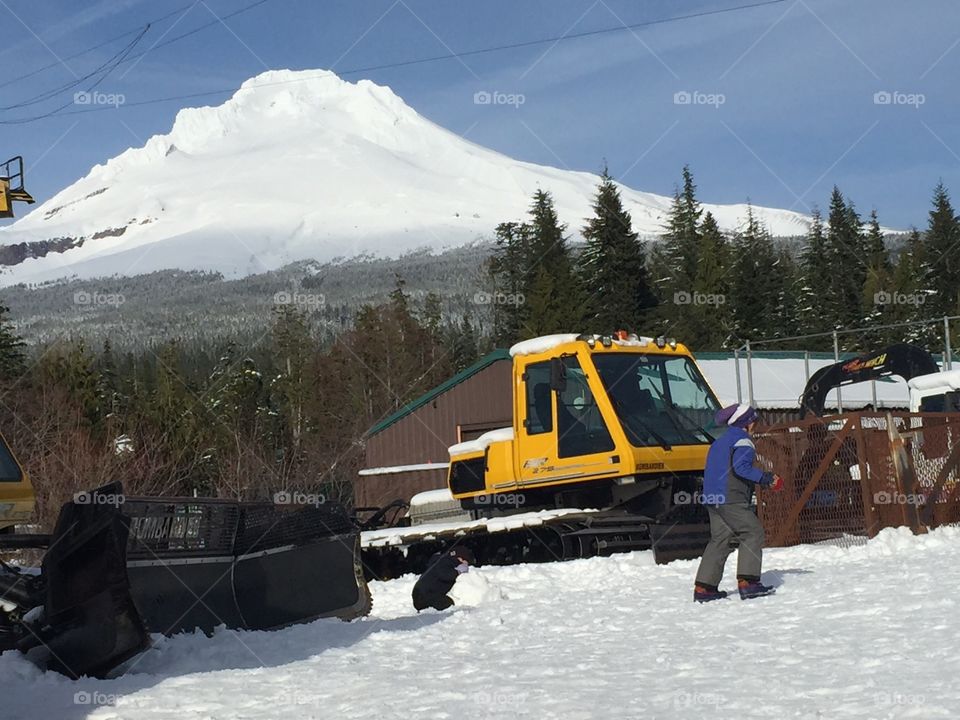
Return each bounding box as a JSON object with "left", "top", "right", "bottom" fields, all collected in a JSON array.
[
  {"left": 0, "top": 2, "right": 197, "bottom": 90},
  {"left": 8, "top": 0, "right": 791, "bottom": 123},
  {"left": 0, "top": 26, "right": 150, "bottom": 125},
  {"left": 1, "top": 25, "right": 152, "bottom": 110}
]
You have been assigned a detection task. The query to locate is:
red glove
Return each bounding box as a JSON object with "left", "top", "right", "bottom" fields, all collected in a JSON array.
[{"left": 769, "top": 474, "right": 785, "bottom": 492}]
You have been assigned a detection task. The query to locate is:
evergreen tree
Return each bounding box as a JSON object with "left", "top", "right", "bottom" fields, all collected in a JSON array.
[
  {"left": 488, "top": 221, "right": 532, "bottom": 344},
  {"left": 824, "top": 187, "right": 867, "bottom": 335},
  {"left": 271, "top": 305, "right": 313, "bottom": 450},
  {"left": 0, "top": 305, "right": 25, "bottom": 382},
  {"left": 488, "top": 190, "right": 583, "bottom": 343},
  {"left": 796, "top": 209, "right": 831, "bottom": 345},
  {"left": 894, "top": 228, "right": 939, "bottom": 346},
  {"left": 861, "top": 210, "right": 893, "bottom": 343},
  {"left": 728, "top": 206, "right": 784, "bottom": 344},
  {"left": 650, "top": 165, "right": 703, "bottom": 337},
  {"left": 923, "top": 182, "right": 960, "bottom": 319},
  {"left": 687, "top": 211, "right": 731, "bottom": 349},
  {"left": 772, "top": 243, "right": 801, "bottom": 340},
  {"left": 578, "top": 169, "right": 656, "bottom": 332}
]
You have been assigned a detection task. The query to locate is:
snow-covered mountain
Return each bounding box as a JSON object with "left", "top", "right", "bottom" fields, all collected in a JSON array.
[{"left": 0, "top": 69, "right": 813, "bottom": 287}]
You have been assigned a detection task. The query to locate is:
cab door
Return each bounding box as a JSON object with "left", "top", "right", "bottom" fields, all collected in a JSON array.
[{"left": 517, "top": 354, "right": 621, "bottom": 487}]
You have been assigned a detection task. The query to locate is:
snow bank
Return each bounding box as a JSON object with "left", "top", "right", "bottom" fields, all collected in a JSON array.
[{"left": 4, "top": 526, "right": 959, "bottom": 719}]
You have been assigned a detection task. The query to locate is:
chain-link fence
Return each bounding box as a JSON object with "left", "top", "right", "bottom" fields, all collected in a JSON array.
[{"left": 754, "top": 412, "right": 960, "bottom": 547}]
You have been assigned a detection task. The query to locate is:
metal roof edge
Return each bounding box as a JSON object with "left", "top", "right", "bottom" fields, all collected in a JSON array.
[{"left": 364, "top": 348, "right": 511, "bottom": 438}]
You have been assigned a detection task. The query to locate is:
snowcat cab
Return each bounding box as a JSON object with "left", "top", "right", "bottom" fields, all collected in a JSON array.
[
  {"left": 449, "top": 333, "right": 722, "bottom": 513},
  {"left": 0, "top": 156, "right": 35, "bottom": 219}
]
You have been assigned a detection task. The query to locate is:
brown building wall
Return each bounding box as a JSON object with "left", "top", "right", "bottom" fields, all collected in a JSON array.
[{"left": 355, "top": 358, "right": 513, "bottom": 508}]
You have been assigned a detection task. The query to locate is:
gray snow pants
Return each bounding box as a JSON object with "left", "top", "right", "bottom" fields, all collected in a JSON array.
[{"left": 695, "top": 503, "right": 765, "bottom": 587}]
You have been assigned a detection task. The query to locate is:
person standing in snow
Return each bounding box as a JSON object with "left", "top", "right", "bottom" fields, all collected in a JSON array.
[
  {"left": 412, "top": 545, "right": 474, "bottom": 612},
  {"left": 694, "top": 404, "right": 784, "bottom": 602}
]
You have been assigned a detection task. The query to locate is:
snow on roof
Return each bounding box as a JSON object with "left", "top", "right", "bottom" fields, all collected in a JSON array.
[
  {"left": 448, "top": 427, "right": 514, "bottom": 457},
  {"left": 509, "top": 334, "right": 580, "bottom": 357},
  {"left": 698, "top": 357, "right": 921, "bottom": 410},
  {"left": 409, "top": 488, "right": 456, "bottom": 508},
  {"left": 909, "top": 369, "right": 960, "bottom": 392},
  {"left": 509, "top": 333, "right": 658, "bottom": 357}
]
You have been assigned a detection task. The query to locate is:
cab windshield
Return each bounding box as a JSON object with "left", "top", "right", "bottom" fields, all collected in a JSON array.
[{"left": 593, "top": 353, "right": 722, "bottom": 448}]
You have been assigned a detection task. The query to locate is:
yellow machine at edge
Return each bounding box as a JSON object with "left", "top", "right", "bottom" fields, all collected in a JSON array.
[{"left": 0, "top": 431, "right": 35, "bottom": 533}]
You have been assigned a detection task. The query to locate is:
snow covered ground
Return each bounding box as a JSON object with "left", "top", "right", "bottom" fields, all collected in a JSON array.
[{"left": 3, "top": 526, "right": 959, "bottom": 719}]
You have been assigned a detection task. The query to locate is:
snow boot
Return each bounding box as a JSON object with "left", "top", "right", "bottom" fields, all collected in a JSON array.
[
  {"left": 693, "top": 584, "right": 728, "bottom": 603},
  {"left": 737, "top": 579, "right": 775, "bottom": 600}
]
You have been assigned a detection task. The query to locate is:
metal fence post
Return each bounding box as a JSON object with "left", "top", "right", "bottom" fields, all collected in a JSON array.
[
  {"left": 833, "top": 331, "right": 842, "bottom": 413},
  {"left": 945, "top": 316, "right": 953, "bottom": 370},
  {"left": 746, "top": 341, "right": 755, "bottom": 406},
  {"left": 734, "top": 348, "right": 743, "bottom": 404}
]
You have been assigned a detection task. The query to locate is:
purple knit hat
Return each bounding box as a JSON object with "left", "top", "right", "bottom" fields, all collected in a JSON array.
[{"left": 715, "top": 403, "right": 759, "bottom": 428}]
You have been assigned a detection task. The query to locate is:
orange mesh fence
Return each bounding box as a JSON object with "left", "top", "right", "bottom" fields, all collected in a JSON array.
[{"left": 753, "top": 412, "right": 960, "bottom": 548}]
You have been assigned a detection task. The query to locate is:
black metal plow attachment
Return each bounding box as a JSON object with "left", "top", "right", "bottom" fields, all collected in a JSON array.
[{"left": 1, "top": 483, "right": 370, "bottom": 678}]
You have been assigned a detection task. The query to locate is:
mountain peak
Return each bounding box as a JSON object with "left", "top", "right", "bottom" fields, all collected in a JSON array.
[{"left": 0, "top": 69, "right": 813, "bottom": 287}]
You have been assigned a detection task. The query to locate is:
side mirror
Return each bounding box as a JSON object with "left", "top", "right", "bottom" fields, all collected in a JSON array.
[{"left": 549, "top": 357, "right": 567, "bottom": 393}]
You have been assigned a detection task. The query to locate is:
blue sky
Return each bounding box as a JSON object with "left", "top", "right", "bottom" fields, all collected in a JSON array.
[{"left": 1, "top": 0, "right": 958, "bottom": 229}]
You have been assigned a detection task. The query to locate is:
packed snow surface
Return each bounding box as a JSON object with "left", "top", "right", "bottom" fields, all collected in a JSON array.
[
  {"left": 0, "top": 69, "right": 816, "bottom": 286},
  {"left": 4, "top": 526, "right": 959, "bottom": 719}
]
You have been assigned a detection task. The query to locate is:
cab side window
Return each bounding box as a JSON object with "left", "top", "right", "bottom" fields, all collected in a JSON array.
[{"left": 524, "top": 362, "right": 553, "bottom": 435}]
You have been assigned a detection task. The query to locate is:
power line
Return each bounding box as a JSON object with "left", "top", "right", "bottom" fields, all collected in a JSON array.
[
  {"left": 1, "top": 0, "right": 274, "bottom": 92},
  {"left": 1, "top": 25, "right": 152, "bottom": 111},
  {"left": 0, "top": 26, "right": 150, "bottom": 125},
  {"left": 0, "top": 2, "right": 196, "bottom": 90},
  {"left": 10, "top": 0, "right": 791, "bottom": 123}
]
